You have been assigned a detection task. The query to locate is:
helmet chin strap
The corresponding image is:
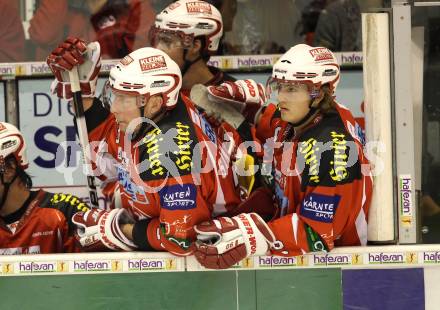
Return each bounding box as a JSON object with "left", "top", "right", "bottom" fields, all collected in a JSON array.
[{"left": 0, "top": 172, "right": 18, "bottom": 212}]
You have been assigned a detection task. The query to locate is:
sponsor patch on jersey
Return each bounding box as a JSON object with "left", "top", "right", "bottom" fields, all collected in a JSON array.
[
  {"left": 305, "top": 224, "right": 328, "bottom": 252},
  {"left": 309, "top": 47, "right": 334, "bottom": 62},
  {"left": 300, "top": 193, "right": 340, "bottom": 223},
  {"left": 274, "top": 182, "right": 289, "bottom": 217},
  {"left": 159, "top": 184, "right": 197, "bottom": 210},
  {"left": 346, "top": 120, "right": 366, "bottom": 145},
  {"left": 298, "top": 137, "right": 321, "bottom": 184},
  {"left": 140, "top": 120, "right": 195, "bottom": 181},
  {"left": 139, "top": 55, "right": 167, "bottom": 72},
  {"left": 32, "top": 231, "right": 54, "bottom": 238},
  {"left": 200, "top": 115, "right": 216, "bottom": 143},
  {"left": 117, "top": 167, "right": 148, "bottom": 204},
  {"left": 329, "top": 131, "right": 349, "bottom": 182},
  {"left": 186, "top": 2, "right": 212, "bottom": 14},
  {"left": 50, "top": 193, "right": 89, "bottom": 212}
]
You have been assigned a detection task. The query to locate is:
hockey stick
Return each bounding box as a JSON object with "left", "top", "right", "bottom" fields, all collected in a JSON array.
[{"left": 69, "top": 67, "right": 99, "bottom": 208}]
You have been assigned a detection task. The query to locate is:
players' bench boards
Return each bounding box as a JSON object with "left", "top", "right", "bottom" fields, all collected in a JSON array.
[{"left": 1, "top": 245, "right": 439, "bottom": 309}]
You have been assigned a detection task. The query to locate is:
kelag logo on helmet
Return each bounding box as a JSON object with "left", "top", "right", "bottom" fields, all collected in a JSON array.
[
  {"left": 139, "top": 55, "right": 167, "bottom": 72},
  {"left": 186, "top": 2, "right": 212, "bottom": 14}
]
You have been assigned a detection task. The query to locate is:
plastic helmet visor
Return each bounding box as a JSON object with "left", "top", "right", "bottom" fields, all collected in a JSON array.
[
  {"left": 149, "top": 26, "right": 194, "bottom": 50},
  {"left": 266, "top": 77, "right": 320, "bottom": 100},
  {"left": 102, "top": 80, "right": 143, "bottom": 110}
]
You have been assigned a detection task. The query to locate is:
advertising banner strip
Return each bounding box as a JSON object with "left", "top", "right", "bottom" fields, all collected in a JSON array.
[
  {"left": 0, "top": 253, "right": 185, "bottom": 276},
  {"left": 0, "top": 52, "right": 363, "bottom": 79},
  {"left": 5, "top": 246, "right": 440, "bottom": 276},
  {"left": 185, "top": 249, "right": 440, "bottom": 271}
]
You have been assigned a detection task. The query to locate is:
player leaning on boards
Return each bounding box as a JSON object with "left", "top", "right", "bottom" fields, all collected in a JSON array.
[
  {"left": 191, "top": 44, "right": 373, "bottom": 269},
  {"left": 45, "top": 37, "right": 270, "bottom": 255},
  {"left": 0, "top": 122, "right": 89, "bottom": 254}
]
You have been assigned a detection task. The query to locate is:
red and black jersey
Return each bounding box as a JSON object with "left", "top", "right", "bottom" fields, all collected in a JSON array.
[
  {"left": 180, "top": 65, "right": 241, "bottom": 153},
  {"left": 266, "top": 103, "right": 373, "bottom": 256},
  {"left": 85, "top": 94, "right": 243, "bottom": 256},
  {"left": 0, "top": 190, "right": 89, "bottom": 254},
  {"left": 180, "top": 66, "right": 259, "bottom": 193}
]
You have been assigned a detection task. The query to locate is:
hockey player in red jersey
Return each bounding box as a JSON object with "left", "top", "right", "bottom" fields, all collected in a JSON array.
[
  {"left": 150, "top": 0, "right": 235, "bottom": 93},
  {"left": 192, "top": 44, "right": 373, "bottom": 269},
  {"left": 0, "top": 122, "right": 90, "bottom": 254},
  {"left": 47, "top": 38, "right": 246, "bottom": 256},
  {"left": 150, "top": 0, "right": 266, "bottom": 196},
  {"left": 150, "top": 0, "right": 265, "bottom": 124}
]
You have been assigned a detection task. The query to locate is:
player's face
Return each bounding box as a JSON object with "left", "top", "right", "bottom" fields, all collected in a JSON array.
[
  {"left": 153, "top": 32, "right": 186, "bottom": 69},
  {"left": 110, "top": 92, "right": 141, "bottom": 132},
  {"left": 0, "top": 165, "right": 18, "bottom": 216},
  {"left": 277, "top": 83, "right": 312, "bottom": 124}
]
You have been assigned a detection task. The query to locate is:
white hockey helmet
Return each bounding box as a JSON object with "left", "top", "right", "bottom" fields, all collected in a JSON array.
[
  {"left": 107, "top": 47, "right": 182, "bottom": 109},
  {"left": 269, "top": 44, "right": 340, "bottom": 96},
  {"left": 150, "top": 0, "right": 223, "bottom": 53},
  {"left": 0, "top": 122, "right": 28, "bottom": 171}
]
